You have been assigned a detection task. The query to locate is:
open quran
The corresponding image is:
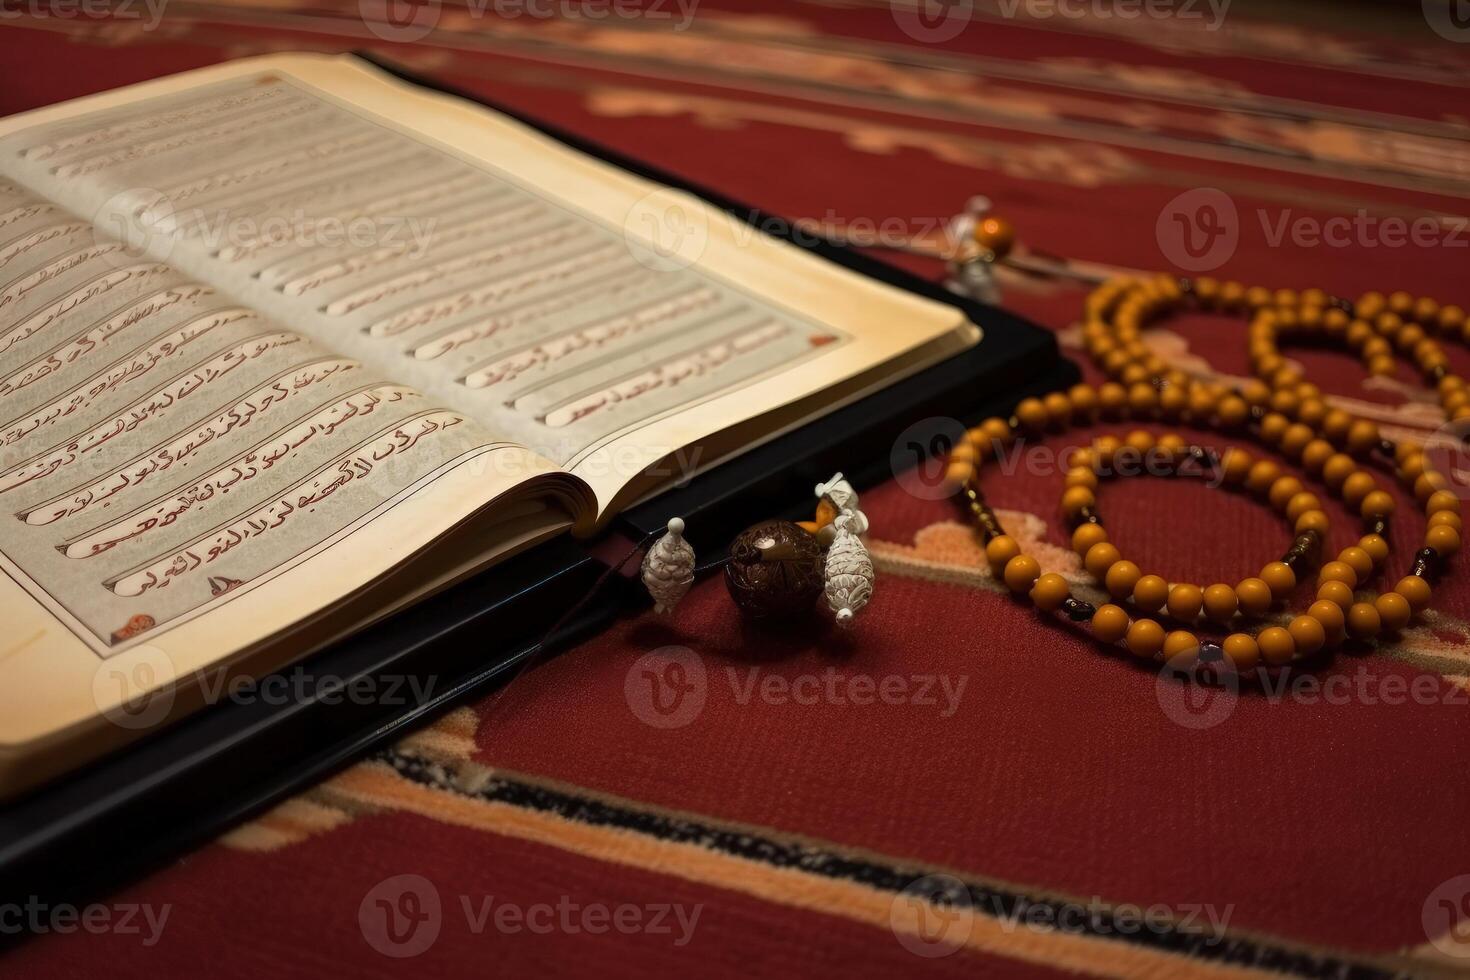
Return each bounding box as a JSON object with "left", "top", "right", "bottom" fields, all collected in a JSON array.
[{"left": 0, "top": 53, "right": 979, "bottom": 796}]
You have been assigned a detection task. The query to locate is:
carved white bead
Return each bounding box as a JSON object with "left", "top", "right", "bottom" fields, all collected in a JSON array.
[
  {"left": 815, "top": 472, "right": 868, "bottom": 546},
  {"left": 823, "top": 514, "right": 874, "bottom": 627},
  {"left": 641, "top": 517, "right": 695, "bottom": 614},
  {"left": 815, "top": 472, "right": 859, "bottom": 514}
]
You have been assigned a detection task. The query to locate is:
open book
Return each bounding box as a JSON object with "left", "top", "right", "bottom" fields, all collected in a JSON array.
[{"left": 0, "top": 53, "right": 978, "bottom": 795}]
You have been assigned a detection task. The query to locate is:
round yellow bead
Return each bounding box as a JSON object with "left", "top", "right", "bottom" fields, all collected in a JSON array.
[
  {"left": 1427, "top": 490, "right": 1461, "bottom": 515},
  {"left": 986, "top": 535, "right": 1021, "bottom": 571},
  {"left": 1084, "top": 542, "right": 1123, "bottom": 579},
  {"left": 1260, "top": 561, "right": 1297, "bottom": 599},
  {"left": 1257, "top": 626, "right": 1296, "bottom": 666},
  {"left": 981, "top": 417, "right": 1013, "bottom": 445},
  {"left": 1125, "top": 619, "right": 1165, "bottom": 658},
  {"left": 1128, "top": 383, "right": 1158, "bottom": 415},
  {"left": 1235, "top": 577, "right": 1274, "bottom": 616},
  {"left": 1293, "top": 510, "right": 1329, "bottom": 535},
  {"left": 1301, "top": 439, "right": 1335, "bottom": 473},
  {"left": 1068, "top": 384, "right": 1098, "bottom": 419},
  {"left": 1219, "top": 448, "right": 1253, "bottom": 485},
  {"left": 1015, "top": 397, "right": 1049, "bottom": 431},
  {"left": 1188, "top": 384, "right": 1220, "bottom": 418},
  {"left": 1285, "top": 492, "right": 1322, "bottom": 523},
  {"left": 1318, "top": 561, "right": 1357, "bottom": 588},
  {"left": 1269, "top": 476, "right": 1305, "bottom": 512},
  {"left": 1315, "top": 580, "right": 1354, "bottom": 610},
  {"left": 1217, "top": 396, "right": 1249, "bottom": 427},
  {"left": 1427, "top": 524, "right": 1461, "bottom": 556},
  {"left": 1030, "top": 572, "right": 1071, "bottom": 611},
  {"left": 1308, "top": 599, "right": 1345, "bottom": 640},
  {"left": 1323, "top": 409, "right": 1353, "bottom": 440},
  {"left": 1066, "top": 448, "right": 1097, "bottom": 473},
  {"left": 1043, "top": 392, "right": 1072, "bottom": 426},
  {"left": 1281, "top": 424, "right": 1314, "bottom": 458},
  {"left": 1060, "top": 486, "right": 1096, "bottom": 518},
  {"left": 1358, "top": 490, "right": 1395, "bottom": 519},
  {"left": 1398, "top": 452, "right": 1427, "bottom": 482},
  {"left": 1375, "top": 592, "right": 1412, "bottom": 633},
  {"left": 1105, "top": 560, "right": 1142, "bottom": 599},
  {"left": 1098, "top": 384, "right": 1128, "bottom": 417},
  {"left": 1124, "top": 429, "right": 1155, "bottom": 454},
  {"left": 1346, "top": 418, "right": 1380, "bottom": 455},
  {"left": 1222, "top": 633, "right": 1261, "bottom": 673},
  {"left": 1071, "top": 523, "right": 1108, "bottom": 555},
  {"left": 1341, "top": 471, "right": 1376, "bottom": 509},
  {"left": 1322, "top": 454, "right": 1356, "bottom": 489},
  {"left": 1298, "top": 396, "right": 1329, "bottom": 426},
  {"left": 944, "top": 459, "right": 975, "bottom": 487},
  {"left": 1429, "top": 510, "right": 1462, "bottom": 532},
  {"left": 1166, "top": 583, "right": 1204, "bottom": 621},
  {"left": 1003, "top": 554, "right": 1042, "bottom": 593},
  {"left": 1064, "top": 467, "right": 1099, "bottom": 490},
  {"left": 1260, "top": 413, "right": 1290, "bottom": 446},
  {"left": 1240, "top": 379, "right": 1275, "bottom": 405},
  {"left": 1346, "top": 602, "right": 1381, "bottom": 639},
  {"left": 1157, "top": 432, "right": 1187, "bottom": 458},
  {"left": 1246, "top": 460, "right": 1281, "bottom": 495},
  {"left": 968, "top": 423, "right": 1005, "bottom": 459},
  {"left": 1416, "top": 471, "right": 1450, "bottom": 503},
  {"left": 1337, "top": 546, "right": 1374, "bottom": 580},
  {"left": 1357, "top": 534, "right": 1390, "bottom": 564},
  {"left": 1287, "top": 615, "right": 1326, "bottom": 654},
  {"left": 1395, "top": 575, "right": 1432, "bottom": 611},
  {"left": 1162, "top": 630, "right": 1199, "bottom": 661},
  {"left": 1203, "top": 583, "right": 1238, "bottom": 621},
  {"left": 1091, "top": 604, "right": 1130, "bottom": 643},
  {"left": 1131, "top": 574, "right": 1169, "bottom": 613}
]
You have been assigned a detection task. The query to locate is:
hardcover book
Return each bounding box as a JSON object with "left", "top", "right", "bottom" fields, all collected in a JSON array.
[{"left": 0, "top": 53, "right": 982, "bottom": 796}]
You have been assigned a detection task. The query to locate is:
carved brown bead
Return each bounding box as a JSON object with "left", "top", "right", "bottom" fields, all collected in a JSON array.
[{"left": 724, "top": 520, "right": 825, "bottom": 620}]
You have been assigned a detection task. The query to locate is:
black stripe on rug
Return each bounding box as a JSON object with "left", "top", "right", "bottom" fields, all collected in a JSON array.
[{"left": 378, "top": 749, "right": 1403, "bottom": 980}]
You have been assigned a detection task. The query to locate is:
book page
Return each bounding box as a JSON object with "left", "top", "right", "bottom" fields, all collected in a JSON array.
[
  {"left": 0, "top": 54, "right": 973, "bottom": 521},
  {"left": 0, "top": 176, "right": 585, "bottom": 783}
]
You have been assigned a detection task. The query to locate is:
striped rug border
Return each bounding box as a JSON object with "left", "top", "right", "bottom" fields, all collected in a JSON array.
[{"left": 372, "top": 747, "right": 1416, "bottom": 979}]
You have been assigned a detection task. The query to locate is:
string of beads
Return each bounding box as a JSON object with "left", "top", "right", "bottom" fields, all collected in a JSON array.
[{"left": 947, "top": 273, "right": 1462, "bottom": 678}]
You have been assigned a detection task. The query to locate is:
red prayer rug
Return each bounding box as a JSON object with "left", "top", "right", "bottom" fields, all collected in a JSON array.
[{"left": 4, "top": 3, "right": 1470, "bottom": 976}]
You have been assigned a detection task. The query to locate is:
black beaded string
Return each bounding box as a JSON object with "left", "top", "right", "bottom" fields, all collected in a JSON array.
[
  {"left": 1060, "top": 597, "right": 1096, "bottom": 621},
  {"left": 963, "top": 482, "right": 1006, "bottom": 543},
  {"left": 1279, "top": 529, "right": 1323, "bottom": 571},
  {"left": 1412, "top": 547, "right": 1442, "bottom": 581}
]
